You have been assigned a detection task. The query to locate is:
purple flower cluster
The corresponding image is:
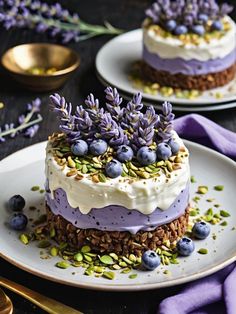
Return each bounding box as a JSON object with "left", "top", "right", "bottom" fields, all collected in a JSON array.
[
  {"left": 0, "top": 0, "right": 121, "bottom": 43},
  {"left": 145, "top": 0, "right": 233, "bottom": 36},
  {"left": 0, "top": 98, "right": 42, "bottom": 143},
  {"left": 50, "top": 87, "right": 175, "bottom": 151}
]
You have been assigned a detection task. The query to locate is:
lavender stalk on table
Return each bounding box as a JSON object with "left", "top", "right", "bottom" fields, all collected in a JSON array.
[
  {"left": 0, "top": 0, "right": 122, "bottom": 44},
  {"left": 0, "top": 98, "right": 43, "bottom": 143}
]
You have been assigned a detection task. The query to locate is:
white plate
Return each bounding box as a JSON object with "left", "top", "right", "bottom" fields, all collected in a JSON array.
[
  {"left": 0, "top": 141, "right": 236, "bottom": 291},
  {"left": 96, "top": 29, "right": 236, "bottom": 110}
]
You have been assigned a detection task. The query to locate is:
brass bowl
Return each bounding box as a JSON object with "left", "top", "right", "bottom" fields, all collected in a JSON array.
[{"left": 1, "top": 43, "right": 80, "bottom": 92}]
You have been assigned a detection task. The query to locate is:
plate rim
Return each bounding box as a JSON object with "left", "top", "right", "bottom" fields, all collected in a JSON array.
[
  {"left": 95, "top": 28, "right": 236, "bottom": 108},
  {"left": 0, "top": 140, "right": 236, "bottom": 291}
]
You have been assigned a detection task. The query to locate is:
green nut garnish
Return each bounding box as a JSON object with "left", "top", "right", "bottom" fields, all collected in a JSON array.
[
  {"left": 214, "top": 185, "right": 224, "bottom": 191},
  {"left": 198, "top": 248, "right": 208, "bottom": 254}
]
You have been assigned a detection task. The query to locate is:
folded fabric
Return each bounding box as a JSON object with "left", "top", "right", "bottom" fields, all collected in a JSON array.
[
  {"left": 173, "top": 114, "right": 236, "bottom": 160},
  {"left": 158, "top": 263, "right": 236, "bottom": 314},
  {"left": 158, "top": 114, "right": 236, "bottom": 314}
]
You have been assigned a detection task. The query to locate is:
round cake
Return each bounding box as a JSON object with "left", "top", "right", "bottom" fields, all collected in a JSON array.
[
  {"left": 46, "top": 88, "right": 190, "bottom": 256},
  {"left": 143, "top": 0, "right": 236, "bottom": 90}
]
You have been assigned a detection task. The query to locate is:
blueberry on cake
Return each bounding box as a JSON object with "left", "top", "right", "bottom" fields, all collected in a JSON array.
[
  {"left": 143, "top": 0, "right": 236, "bottom": 90},
  {"left": 46, "top": 87, "right": 190, "bottom": 256}
]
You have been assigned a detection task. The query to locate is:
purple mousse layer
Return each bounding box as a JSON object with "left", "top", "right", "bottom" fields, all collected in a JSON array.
[
  {"left": 143, "top": 45, "right": 236, "bottom": 76},
  {"left": 45, "top": 184, "right": 189, "bottom": 234}
]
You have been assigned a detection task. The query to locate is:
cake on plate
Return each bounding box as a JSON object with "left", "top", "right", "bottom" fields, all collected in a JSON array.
[
  {"left": 45, "top": 87, "right": 190, "bottom": 256},
  {"left": 143, "top": 0, "right": 236, "bottom": 90}
]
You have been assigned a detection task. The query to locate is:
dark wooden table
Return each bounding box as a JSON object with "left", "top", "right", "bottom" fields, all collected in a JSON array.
[{"left": 0, "top": 1, "right": 236, "bottom": 313}]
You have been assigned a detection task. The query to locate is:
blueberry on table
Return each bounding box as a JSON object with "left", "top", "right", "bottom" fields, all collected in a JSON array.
[
  {"left": 142, "top": 250, "right": 161, "bottom": 271},
  {"left": 116, "top": 145, "right": 134, "bottom": 162},
  {"left": 105, "top": 159, "right": 123, "bottom": 178},
  {"left": 8, "top": 195, "right": 25, "bottom": 211},
  {"left": 89, "top": 139, "right": 108, "bottom": 156},
  {"left": 156, "top": 143, "right": 172, "bottom": 160},
  {"left": 192, "top": 221, "right": 211, "bottom": 240},
  {"left": 71, "top": 140, "right": 88, "bottom": 156},
  {"left": 177, "top": 237, "right": 195, "bottom": 256},
  {"left": 137, "top": 146, "right": 156, "bottom": 166},
  {"left": 9, "top": 213, "right": 28, "bottom": 231}
]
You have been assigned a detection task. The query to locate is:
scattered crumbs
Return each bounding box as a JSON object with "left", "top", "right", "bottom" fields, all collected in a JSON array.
[
  {"left": 40, "top": 189, "right": 45, "bottom": 194},
  {"left": 214, "top": 204, "right": 220, "bottom": 208},
  {"left": 129, "top": 274, "right": 137, "bottom": 279},
  {"left": 29, "top": 206, "right": 36, "bottom": 211},
  {"left": 212, "top": 233, "right": 217, "bottom": 240},
  {"left": 190, "top": 175, "right": 196, "bottom": 183},
  {"left": 198, "top": 248, "right": 208, "bottom": 255},
  {"left": 163, "top": 270, "right": 171, "bottom": 275},
  {"left": 231, "top": 227, "right": 236, "bottom": 231},
  {"left": 31, "top": 186, "right": 40, "bottom": 191},
  {"left": 72, "top": 272, "right": 76, "bottom": 275},
  {"left": 197, "top": 186, "right": 208, "bottom": 194},
  {"left": 215, "top": 92, "right": 223, "bottom": 99},
  {"left": 0, "top": 102, "right": 4, "bottom": 109},
  {"left": 193, "top": 196, "right": 200, "bottom": 203},
  {"left": 220, "top": 221, "right": 228, "bottom": 226},
  {"left": 214, "top": 185, "right": 224, "bottom": 191}
]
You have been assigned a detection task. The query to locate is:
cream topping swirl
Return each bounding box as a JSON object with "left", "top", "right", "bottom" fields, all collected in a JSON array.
[
  {"left": 46, "top": 132, "right": 190, "bottom": 215},
  {"left": 143, "top": 16, "right": 236, "bottom": 61}
]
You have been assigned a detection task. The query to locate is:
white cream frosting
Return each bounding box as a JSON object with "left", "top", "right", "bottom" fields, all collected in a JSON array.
[
  {"left": 45, "top": 132, "right": 190, "bottom": 215},
  {"left": 143, "top": 16, "right": 236, "bottom": 61}
]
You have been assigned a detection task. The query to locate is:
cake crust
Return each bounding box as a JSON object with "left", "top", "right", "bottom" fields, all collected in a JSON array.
[{"left": 142, "top": 61, "right": 236, "bottom": 91}]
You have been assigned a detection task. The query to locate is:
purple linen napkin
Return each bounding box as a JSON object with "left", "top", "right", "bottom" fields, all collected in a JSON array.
[
  {"left": 158, "top": 114, "right": 236, "bottom": 314},
  {"left": 173, "top": 114, "right": 236, "bottom": 160}
]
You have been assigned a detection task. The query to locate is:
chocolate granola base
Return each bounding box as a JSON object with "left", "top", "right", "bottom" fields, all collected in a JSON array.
[
  {"left": 142, "top": 61, "right": 236, "bottom": 91},
  {"left": 46, "top": 204, "right": 190, "bottom": 256}
]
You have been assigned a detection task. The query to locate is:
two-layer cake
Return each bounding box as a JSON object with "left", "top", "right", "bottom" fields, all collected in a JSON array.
[
  {"left": 45, "top": 88, "right": 190, "bottom": 256},
  {"left": 143, "top": 0, "right": 236, "bottom": 90}
]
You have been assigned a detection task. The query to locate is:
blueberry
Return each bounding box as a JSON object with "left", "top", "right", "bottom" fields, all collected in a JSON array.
[
  {"left": 192, "top": 221, "right": 211, "bottom": 239},
  {"left": 211, "top": 20, "right": 223, "bottom": 31},
  {"left": 156, "top": 143, "right": 172, "bottom": 160},
  {"left": 168, "top": 139, "right": 180, "bottom": 155},
  {"left": 174, "top": 25, "right": 188, "bottom": 35},
  {"left": 71, "top": 140, "right": 88, "bottom": 156},
  {"left": 105, "top": 159, "right": 123, "bottom": 178},
  {"left": 137, "top": 146, "right": 156, "bottom": 166},
  {"left": 192, "top": 25, "right": 205, "bottom": 36},
  {"left": 177, "top": 237, "right": 195, "bottom": 256},
  {"left": 89, "top": 139, "right": 108, "bottom": 156},
  {"left": 165, "top": 19, "right": 177, "bottom": 32},
  {"left": 8, "top": 195, "right": 25, "bottom": 211},
  {"left": 142, "top": 250, "right": 161, "bottom": 271},
  {"left": 198, "top": 14, "right": 209, "bottom": 23},
  {"left": 9, "top": 213, "right": 28, "bottom": 231},
  {"left": 116, "top": 145, "right": 134, "bottom": 162}
]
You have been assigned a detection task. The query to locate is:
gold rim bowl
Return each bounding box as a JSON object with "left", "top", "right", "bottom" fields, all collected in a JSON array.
[{"left": 1, "top": 43, "right": 80, "bottom": 92}]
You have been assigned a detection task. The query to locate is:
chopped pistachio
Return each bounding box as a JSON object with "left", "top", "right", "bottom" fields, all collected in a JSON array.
[
  {"left": 129, "top": 274, "right": 137, "bottom": 279},
  {"left": 198, "top": 248, "right": 208, "bottom": 254},
  {"left": 191, "top": 175, "right": 196, "bottom": 183},
  {"left": 99, "top": 255, "right": 114, "bottom": 265},
  {"left": 37, "top": 240, "right": 51, "bottom": 248},
  {"left": 56, "top": 261, "right": 70, "bottom": 269},
  {"left": 197, "top": 186, "right": 208, "bottom": 194},
  {"left": 220, "top": 210, "right": 230, "bottom": 217},
  {"left": 81, "top": 245, "right": 91, "bottom": 253},
  {"left": 19, "top": 233, "right": 29, "bottom": 245},
  {"left": 103, "top": 271, "right": 115, "bottom": 280},
  {"left": 31, "top": 185, "right": 40, "bottom": 191},
  {"left": 214, "top": 185, "right": 224, "bottom": 191},
  {"left": 50, "top": 247, "right": 59, "bottom": 257},
  {"left": 220, "top": 221, "right": 228, "bottom": 226}
]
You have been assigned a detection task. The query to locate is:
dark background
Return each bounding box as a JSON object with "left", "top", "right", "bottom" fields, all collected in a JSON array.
[{"left": 0, "top": 1, "right": 235, "bottom": 313}]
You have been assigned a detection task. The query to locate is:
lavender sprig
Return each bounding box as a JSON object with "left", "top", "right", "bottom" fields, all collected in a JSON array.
[
  {"left": 104, "top": 87, "right": 124, "bottom": 122},
  {"left": 74, "top": 105, "right": 95, "bottom": 141},
  {"left": 84, "top": 93, "right": 104, "bottom": 123},
  {"left": 0, "top": 0, "right": 122, "bottom": 44},
  {"left": 121, "top": 92, "right": 143, "bottom": 132},
  {"left": 50, "top": 93, "right": 79, "bottom": 142},
  {"left": 99, "top": 112, "right": 128, "bottom": 147},
  {"left": 0, "top": 98, "right": 43, "bottom": 142},
  {"left": 156, "top": 101, "right": 175, "bottom": 142},
  {"left": 131, "top": 106, "right": 158, "bottom": 150},
  {"left": 146, "top": 0, "right": 233, "bottom": 32}
]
